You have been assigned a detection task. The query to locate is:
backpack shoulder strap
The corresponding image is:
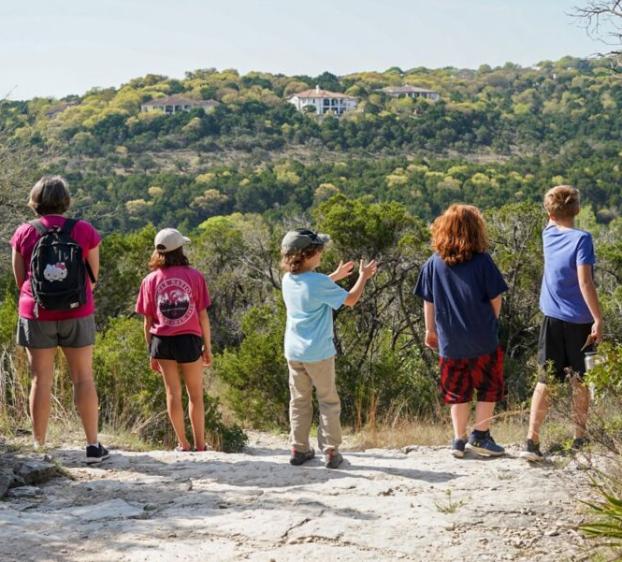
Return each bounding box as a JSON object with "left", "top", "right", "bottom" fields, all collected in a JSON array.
[
  {"left": 62, "top": 218, "right": 96, "bottom": 284},
  {"left": 85, "top": 260, "right": 96, "bottom": 284},
  {"left": 61, "top": 218, "right": 78, "bottom": 235},
  {"left": 29, "top": 220, "right": 48, "bottom": 236}
]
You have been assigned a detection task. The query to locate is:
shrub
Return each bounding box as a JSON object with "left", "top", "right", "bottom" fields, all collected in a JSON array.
[
  {"left": 214, "top": 302, "right": 289, "bottom": 428},
  {"left": 0, "top": 289, "right": 18, "bottom": 348},
  {"left": 93, "top": 317, "right": 246, "bottom": 452},
  {"left": 337, "top": 327, "right": 440, "bottom": 429}
]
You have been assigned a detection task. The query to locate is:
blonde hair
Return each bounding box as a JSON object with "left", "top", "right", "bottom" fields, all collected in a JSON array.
[
  {"left": 431, "top": 204, "right": 489, "bottom": 266},
  {"left": 543, "top": 185, "right": 580, "bottom": 220}
]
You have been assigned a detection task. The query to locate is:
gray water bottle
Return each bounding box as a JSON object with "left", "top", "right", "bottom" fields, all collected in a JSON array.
[
  {"left": 585, "top": 351, "right": 598, "bottom": 401},
  {"left": 584, "top": 351, "right": 597, "bottom": 372}
]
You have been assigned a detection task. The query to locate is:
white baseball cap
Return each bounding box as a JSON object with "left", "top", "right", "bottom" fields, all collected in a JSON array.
[{"left": 154, "top": 228, "right": 191, "bottom": 253}]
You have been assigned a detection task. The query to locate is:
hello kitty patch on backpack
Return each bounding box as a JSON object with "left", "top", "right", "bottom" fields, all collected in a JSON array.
[{"left": 29, "top": 219, "right": 95, "bottom": 315}]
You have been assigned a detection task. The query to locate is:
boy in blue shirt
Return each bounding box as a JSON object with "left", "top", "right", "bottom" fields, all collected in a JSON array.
[
  {"left": 415, "top": 204, "right": 508, "bottom": 458},
  {"left": 281, "top": 229, "right": 377, "bottom": 469},
  {"left": 522, "top": 185, "right": 603, "bottom": 461}
]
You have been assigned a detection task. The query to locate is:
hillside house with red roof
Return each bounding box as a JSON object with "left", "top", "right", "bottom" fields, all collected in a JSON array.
[{"left": 288, "top": 86, "right": 358, "bottom": 115}]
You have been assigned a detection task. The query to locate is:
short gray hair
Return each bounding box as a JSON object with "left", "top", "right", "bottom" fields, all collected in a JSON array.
[{"left": 28, "top": 176, "right": 71, "bottom": 216}]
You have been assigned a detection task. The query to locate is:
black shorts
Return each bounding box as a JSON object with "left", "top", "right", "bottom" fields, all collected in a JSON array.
[
  {"left": 150, "top": 334, "right": 203, "bottom": 363},
  {"left": 537, "top": 316, "right": 593, "bottom": 383}
]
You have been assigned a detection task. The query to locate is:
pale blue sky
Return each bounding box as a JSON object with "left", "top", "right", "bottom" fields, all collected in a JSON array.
[{"left": 0, "top": 0, "right": 606, "bottom": 100}]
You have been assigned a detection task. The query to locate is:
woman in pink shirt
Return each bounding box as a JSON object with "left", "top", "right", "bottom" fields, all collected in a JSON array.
[
  {"left": 136, "top": 228, "right": 213, "bottom": 452},
  {"left": 11, "top": 176, "right": 108, "bottom": 463}
]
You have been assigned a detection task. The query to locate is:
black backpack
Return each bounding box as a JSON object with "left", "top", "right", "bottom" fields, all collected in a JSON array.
[{"left": 29, "top": 218, "right": 95, "bottom": 316}]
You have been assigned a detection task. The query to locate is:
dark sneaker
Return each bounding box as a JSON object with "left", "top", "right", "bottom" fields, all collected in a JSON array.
[
  {"left": 520, "top": 439, "right": 544, "bottom": 462},
  {"left": 324, "top": 449, "right": 343, "bottom": 469},
  {"left": 451, "top": 437, "right": 467, "bottom": 459},
  {"left": 467, "top": 431, "right": 505, "bottom": 457},
  {"left": 289, "top": 448, "right": 315, "bottom": 466},
  {"left": 85, "top": 443, "right": 110, "bottom": 465},
  {"left": 571, "top": 437, "right": 589, "bottom": 451}
]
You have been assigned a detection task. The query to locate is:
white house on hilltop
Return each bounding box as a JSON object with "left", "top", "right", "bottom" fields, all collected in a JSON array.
[
  {"left": 288, "top": 86, "right": 358, "bottom": 115},
  {"left": 379, "top": 86, "right": 440, "bottom": 101},
  {"left": 140, "top": 95, "right": 220, "bottom": 115}
]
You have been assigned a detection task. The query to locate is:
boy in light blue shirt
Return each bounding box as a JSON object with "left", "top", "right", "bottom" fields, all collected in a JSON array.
[
  {"left": 281, "top": 229, "right": 377, "bottom": 468},
  {"left": 522, "top": 185, "right": 603, "bottom": 461}
]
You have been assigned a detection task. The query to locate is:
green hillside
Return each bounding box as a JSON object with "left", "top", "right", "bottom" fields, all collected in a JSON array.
[{"left": 2, "top": 56, "right": 622, "bottom": 233}]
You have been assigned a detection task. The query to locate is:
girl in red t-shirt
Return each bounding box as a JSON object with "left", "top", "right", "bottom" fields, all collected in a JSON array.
[{"left": 135, "top": 228, "right": 212, "bottom": 452}]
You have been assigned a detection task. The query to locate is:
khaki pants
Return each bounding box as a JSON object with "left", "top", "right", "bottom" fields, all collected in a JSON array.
[{"left": 288, "top": 356, "right": 342, "bottom": 454}]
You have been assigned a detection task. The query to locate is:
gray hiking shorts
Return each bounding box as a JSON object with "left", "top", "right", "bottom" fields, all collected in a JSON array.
[{"left": 17, "top": 315, "right": 96, "bottom": 349}]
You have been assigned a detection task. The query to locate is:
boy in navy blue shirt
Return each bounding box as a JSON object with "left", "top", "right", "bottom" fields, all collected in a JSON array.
[
  {"left": 522, "top": 185, "right": 603, "bottom": 461},
  {"left": 415, "top": 204, "right": 508, "bottom": 458}
]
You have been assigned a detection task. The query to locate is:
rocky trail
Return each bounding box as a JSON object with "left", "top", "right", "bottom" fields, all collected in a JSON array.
[{"left": 0, "top": 433, "right": 595, "bottom": 561}]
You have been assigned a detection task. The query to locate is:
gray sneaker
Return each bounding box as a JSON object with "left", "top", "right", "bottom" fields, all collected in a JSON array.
[
  {"left": 520, "top": 439, "right": 544, "bottom": 462},
  {"left": 324, "top": 449, "right": 343, "bottom": 469}
]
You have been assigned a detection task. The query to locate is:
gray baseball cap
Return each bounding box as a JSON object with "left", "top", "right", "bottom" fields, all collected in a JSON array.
[
  {"left": 281, "top": 229, "right": 330, "bottom": 253},
  {"left": 155, "top": 228, "right": 191, "bottom": 252}
]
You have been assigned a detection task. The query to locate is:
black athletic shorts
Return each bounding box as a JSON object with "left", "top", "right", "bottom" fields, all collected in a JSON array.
[
  {"left": 150, "top": 334, "right": 203, "bottom": 363},
  {"left": 537, "top": 316, "right": 593, "bottom": 383}
]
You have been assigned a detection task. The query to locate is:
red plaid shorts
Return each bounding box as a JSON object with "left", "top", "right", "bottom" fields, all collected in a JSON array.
[{"left": 439, "top": 346, "right": 505, "bottom": 404}]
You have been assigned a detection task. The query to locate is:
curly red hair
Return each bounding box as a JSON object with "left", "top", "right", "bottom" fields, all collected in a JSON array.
[{"left": 431, "top": 204, "right": 488, "bottom": 266}]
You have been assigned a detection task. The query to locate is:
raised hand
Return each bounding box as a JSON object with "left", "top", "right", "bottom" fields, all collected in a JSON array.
[
  {"left": 330, "top": 260, "right": 355, "bottom": 282},
  {"left": 359, "top": 259, "right": 378, "bottom": 280}
]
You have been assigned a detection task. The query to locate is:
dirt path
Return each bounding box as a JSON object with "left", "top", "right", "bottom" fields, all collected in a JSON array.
[{"left": 0, "top": 433, "right": 594, "bottom": 561}]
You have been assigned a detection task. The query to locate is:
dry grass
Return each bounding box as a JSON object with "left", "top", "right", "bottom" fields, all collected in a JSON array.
[
  {"left": 346, "top": 414, "right": 531, "bottom": 450},
  {"left": 3, "top": 413, "right": 153, "bottom": 453},
  {"left": 345, "top": 384, "right": 616, "bottom": 452},
  {"left": 343, "top": 401, "right": 588, "bottom": 452}
]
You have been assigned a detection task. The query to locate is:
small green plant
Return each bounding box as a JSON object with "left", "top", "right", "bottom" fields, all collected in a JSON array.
[
  {"left": 584, "top": 343, "right": 622, "bottom": 395},
  {"left": 581, "top": 475, "right": 622, "bottom": 550},
  {"left": 578, "top": 342, "right": 622, "bottom": 556},
  {"left": 202, "top": 392, "right": 248, "bottom": 452},
  {"left": 434, "top": 489, "right": 466, "bottom": 514}
]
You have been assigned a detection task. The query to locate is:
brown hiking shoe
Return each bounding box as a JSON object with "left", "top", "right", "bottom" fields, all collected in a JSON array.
[
  {"left": 324, "top": 449, "right": 343, "bottom": 469},
  {"left": 289, "top": 448, "right": 315, "bottom": 466}
]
